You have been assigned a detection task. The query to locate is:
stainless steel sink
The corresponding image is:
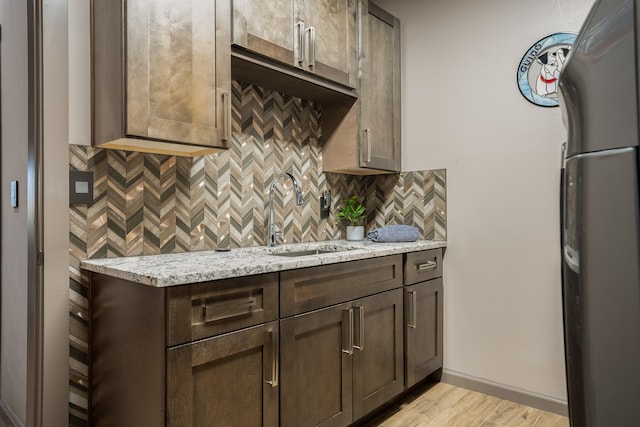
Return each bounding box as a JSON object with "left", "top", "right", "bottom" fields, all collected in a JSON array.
[{"left": 271, "top": 248, "right": 345, "bottom": 257}]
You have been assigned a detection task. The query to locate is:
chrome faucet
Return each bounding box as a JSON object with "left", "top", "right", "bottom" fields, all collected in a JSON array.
[{"left": 268, "top": 172, "right": 304, "bottom": 247}]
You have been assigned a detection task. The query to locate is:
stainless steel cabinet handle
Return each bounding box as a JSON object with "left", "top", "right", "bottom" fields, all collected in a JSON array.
[
  {"left": 306, "top": 26, "right": 316, "bottom": 72},
  {"left": 265, "top": 329, "right": 279, "bottom": 387},
  {"left": 196, "top": 294, "right": 257, "bottom": 324},
  {"left": 418, "top": 260, "right": 437, "bottom": 271},
  {"left": 296, "top": 22, "right": 305, "bottom": 67},
  {"left": 221, "top": 91, "right": 231, "bottom": 143},
  {"left": 363, "top": 128, "right": 371, "bottom": 163},
  {"left": 354, "top": 305, "right": 365, "bottom": 351},
  {"left": 408, "top": 291, "right": 417, "bottom": 329},
  {"left": 342, "top": 308, "right": 354, "bottom": 355}
]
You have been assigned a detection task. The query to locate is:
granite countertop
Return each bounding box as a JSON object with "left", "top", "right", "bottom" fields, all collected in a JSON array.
[{"left": 80, "top": 239, "right": 447, "bottom": 287}]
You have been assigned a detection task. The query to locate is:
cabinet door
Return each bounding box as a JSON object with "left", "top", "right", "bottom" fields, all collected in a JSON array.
[
  {"left": 167, "top": 321, "right": 279, "bottom": 427},
  {"left": 352, "top": 289, "right": 404, "bottom": 421},
  {"left": 280, "top": 303, "right": 353, "bottom": 427},
  {"left": 297, "top": 0, "right": 357, "bottom": 88},
  {"left": 405, "top": 278, "right": 444, "bottom": 388},
  {"left": 232, "top": 0, "right": 296, "bottom": 66},
  {"left": 359, "top": 1, "right": 401, "bottom": 171},
  {"left": 127, "top": 0, "right": 232, "bottom": 148}
]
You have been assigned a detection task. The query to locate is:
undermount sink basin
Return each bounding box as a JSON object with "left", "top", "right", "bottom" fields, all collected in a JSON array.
[{"left": 272, "top": 248, "right": 345, "bottom": 257}]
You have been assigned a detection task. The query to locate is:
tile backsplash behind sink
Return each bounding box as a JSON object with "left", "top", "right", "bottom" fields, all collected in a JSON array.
[{"left": 67, "top": 80, "right": 446, "bottom": 425}]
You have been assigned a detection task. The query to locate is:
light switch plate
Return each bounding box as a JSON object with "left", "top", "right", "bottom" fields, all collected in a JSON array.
[
  {"left": 10, "top": 180, "right": 18, "bottom": 208},
  {"left": 69, "top": 170, "right": 94, "bottom": 205}
]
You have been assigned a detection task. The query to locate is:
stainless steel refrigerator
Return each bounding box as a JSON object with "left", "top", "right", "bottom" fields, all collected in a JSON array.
[{"left": 558, "top": 0, "right": 640, "bottom": 425}]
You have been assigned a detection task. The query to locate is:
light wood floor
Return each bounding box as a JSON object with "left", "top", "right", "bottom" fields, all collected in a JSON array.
[
  {"left": 0, "top": 383, "right": 566, "bottom": 427},
  {"left": 359, "top": 382, "right": 569, "bottom": 427}
]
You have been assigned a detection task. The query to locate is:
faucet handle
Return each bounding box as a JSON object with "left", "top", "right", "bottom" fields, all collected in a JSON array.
[{"left": 268, "top": 229, "right": 283, "bottom": 247}]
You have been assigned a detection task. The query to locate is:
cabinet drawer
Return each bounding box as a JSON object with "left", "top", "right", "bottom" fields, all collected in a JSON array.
[
  {"left": 167, "top": 273, "right": 279, "bottom": 346},
  {"left": 404, "top": 249, "right": 443, "bottom": 285},
  {"left": 281, "top": 255, "right": 403, "bottom": 317}
]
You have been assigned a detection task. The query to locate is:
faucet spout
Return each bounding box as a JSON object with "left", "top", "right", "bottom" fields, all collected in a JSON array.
[{"left": 268, "top": 172, "right": 304, "bottom": 247}]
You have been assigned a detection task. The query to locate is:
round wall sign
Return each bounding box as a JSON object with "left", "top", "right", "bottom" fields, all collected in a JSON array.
[{"left": 517, "top": 33, "right": 577, "bottom": 107}]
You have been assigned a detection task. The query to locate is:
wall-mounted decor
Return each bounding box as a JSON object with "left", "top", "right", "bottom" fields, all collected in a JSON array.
[{"left": 517, "top": 33, "right": 577, "bottom": 107}]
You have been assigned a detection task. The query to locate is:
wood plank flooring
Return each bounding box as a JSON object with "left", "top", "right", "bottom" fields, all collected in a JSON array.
[
  {"left": 359, "top": 382, "right": 569, "bottom": 427},
  {"left": 0, "top": 382, "right": 565, "bottom": 427}
]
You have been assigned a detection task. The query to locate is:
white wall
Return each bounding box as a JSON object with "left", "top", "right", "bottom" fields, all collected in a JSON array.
[
  {"left": 375, "top": 0, "right": 593, "bottom": 402},
  {"left": 0, "top": 0, "right": 30, "bottom": 424}
]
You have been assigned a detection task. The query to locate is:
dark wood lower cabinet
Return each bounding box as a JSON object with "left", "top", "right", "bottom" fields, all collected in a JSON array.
[
  {"left": 90, "top": 273, "right": 280, "bottom": 426},
  {"left": 405, "top": 277, "right": 444, "bottom": 388},
  {"left": 280, "top": 301, "right": 354, "bottom": 427},
  {"left": 352, "top": 289, "right": 404, "bottom": 420},
  {"left": 280, "top": 289, "right": 404, "bottom": 427},
  {"left": 90, "top": 251, "right": 444, "bottom": 426},
  {"left": 167, "top": 321, "right": 279, "bottom": 427}
]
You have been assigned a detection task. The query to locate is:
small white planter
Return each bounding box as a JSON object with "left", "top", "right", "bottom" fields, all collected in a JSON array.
[{"left": 346, "top": 225, "right": 365, "bottom": 241}]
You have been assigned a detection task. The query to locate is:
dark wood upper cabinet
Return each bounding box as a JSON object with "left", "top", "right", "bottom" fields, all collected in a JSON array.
[
  {"left": 231, "top": 0, "right": 358, "bottom": 89},
  {"left": 358, "top": 1, "right": 401, "bottom": 171},
  {"left": 92, "top": 0, "right": 232, "bottom": 156},
  {"left": 323, "top": 1, "right": 401, "bottom": 174},
  {"left": 92, "top": 0, "right": 401, "bottom": 160},
  {"left": 232, "top": 0, "right": 296, "bottom": 66},
  {"left": 297, "top": 0, "right": 358, "bottom": 88}
]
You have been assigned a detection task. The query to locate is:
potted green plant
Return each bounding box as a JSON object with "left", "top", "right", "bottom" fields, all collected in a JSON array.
[{"left": 337, "top": 196, "right": 366, "bottom": 241}]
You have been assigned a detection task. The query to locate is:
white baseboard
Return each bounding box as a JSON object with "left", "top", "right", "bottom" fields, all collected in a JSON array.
[
  {"left": 0, "top": 398, "right": 24, "bottom": 427},
  {"left": 441, "top": 369, "right": 568, "bottom": 417}
]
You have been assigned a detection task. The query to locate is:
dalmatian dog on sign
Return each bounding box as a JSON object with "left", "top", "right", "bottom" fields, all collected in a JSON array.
[{"left": 535, "top": 47, "right": 570, "bottom": 97}]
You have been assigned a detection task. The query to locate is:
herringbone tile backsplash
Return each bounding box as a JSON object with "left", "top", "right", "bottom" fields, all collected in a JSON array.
[{"left": 68, "top": 81, "right": 446, "bottom": 425}]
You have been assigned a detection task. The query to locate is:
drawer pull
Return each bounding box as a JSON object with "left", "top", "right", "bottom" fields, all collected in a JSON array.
[
  {"left": 417, "top": 260, "right": 437, "bottom": 271},
  {"left": 408, "top": 291, "right": 418, "bottom": 328},
  {"left": 265, "top": 329, "right": 279, "bottom": 388},
  {"left": 196, "top": 294, "right": 257, "bottom": 324}
]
